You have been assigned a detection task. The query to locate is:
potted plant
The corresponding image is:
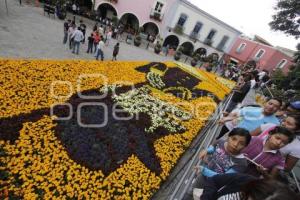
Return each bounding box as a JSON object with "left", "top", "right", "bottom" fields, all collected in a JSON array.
[
  {"left": 191, "top": 53, "right": 200, "bottom": 67},
  {"left": 206, "top": 63, "right": 213, "bottom": 72},
  {"left": 174, "top": 46, "right": 184, "bottom": 61},
  {"left": 134, "top": 35, "right": 142, "bottom": 47},
  {"left": 154, "top": 42, "right": 162, "bottom": 54},
  {"left": 173, "top": 24, "right": 183, "bottom": 35},
  {"left": 111, "top": 16, "right": 119, "bottom": 27}
]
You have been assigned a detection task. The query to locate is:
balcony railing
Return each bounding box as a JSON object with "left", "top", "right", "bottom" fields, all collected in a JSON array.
[
  {"left": 216, "top": 46, "right": 225, "bottom": 52},
  {"left": 150, "top": 9, "right": 164, "bottom": 21},
  {"left": 204, "top": 38, "right": 213, "bottom": 46},
  {"left": 173, "top": 24, "right": 185, "bottom": 35},
  {"left": 189, "top": 31, "right": 199, "bottom": 40}
]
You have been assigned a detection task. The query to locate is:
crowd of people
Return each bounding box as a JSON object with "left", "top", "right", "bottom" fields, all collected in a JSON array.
[
  {"left": 62, "top": 17, "right": 120, "bottom": 61},
  {"left": 216, "top": 63, "right": 273, "bottom": 112},
  {"left": 218, "top": 63, "right": 270, "bottom": 85},
  {"left": 60, "top": 11, "right": 300, "bottom": 200},
  {"left": 185, "top": 93, "right": 300, "bottom": 199}
]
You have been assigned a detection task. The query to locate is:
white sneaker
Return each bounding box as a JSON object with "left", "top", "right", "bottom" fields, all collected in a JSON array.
[{"left": 193, "top": 188, "right": 204, "bottom": 200}]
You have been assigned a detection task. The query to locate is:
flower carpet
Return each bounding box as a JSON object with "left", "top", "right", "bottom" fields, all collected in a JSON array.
[{"left": 0, "top": 59, "right": 234, "bottom": 199}]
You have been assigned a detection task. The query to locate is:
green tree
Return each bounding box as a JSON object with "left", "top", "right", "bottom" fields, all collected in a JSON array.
[
  {"left": 294, "top": 43, "right": 300, "bottom": 64},
  {"left": 269, "top": 0, "right": 300, "bottom": 96},
  {"left": 269, "top": 0, "right": 300, "bottom": 39},
  {"left": 272, "top": 68, "right": 286, "bottom": 87}
]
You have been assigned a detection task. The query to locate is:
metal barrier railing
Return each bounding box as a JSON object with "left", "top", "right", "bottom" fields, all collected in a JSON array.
[
  {"left": 257, "top": 84, "right": 274, "bottom": 98},
  {"left": 257, "top": 84, "right": 300, "bottom": 192},
  {"left": 165, "top": 82, "right": 299, "bottom": 199},
  {"left": 291, "top": 170, "right": 300, "bottom": 192},
  {"left": 168, "top": 92, "right": 234, "bottom": 200}
]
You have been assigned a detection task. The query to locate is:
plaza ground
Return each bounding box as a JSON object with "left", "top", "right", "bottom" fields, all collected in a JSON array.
[
  {"left": 0, "top": 0, "right": 172, "bottom": 61},
  {"left": 1, "top": 0, "right": 300, "bottom": 197}
]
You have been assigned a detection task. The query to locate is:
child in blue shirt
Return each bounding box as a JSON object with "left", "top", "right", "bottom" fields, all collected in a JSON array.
[{"left": 199, "top": 128, "right": 251, "bottom": 177}]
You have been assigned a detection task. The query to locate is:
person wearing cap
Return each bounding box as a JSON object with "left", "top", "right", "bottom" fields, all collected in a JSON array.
[
  {"left": 218, "top": 98, "right": 281, "bottom": 139},
  {"left": 287, "top": 101, "right": 300, "bottom": 115}
]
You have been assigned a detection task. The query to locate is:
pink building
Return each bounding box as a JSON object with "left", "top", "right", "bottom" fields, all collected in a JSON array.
[
  {"left": 94, "top": 0, "right": 177, "bottom": 37},
  {"left": 226, "top": 36, "right": 295, "bottom": 74}
]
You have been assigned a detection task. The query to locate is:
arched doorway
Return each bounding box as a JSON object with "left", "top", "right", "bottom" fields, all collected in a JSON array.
[
  {"left": 194, "top": 47, "right": 207, "bottom": 57},
  {"left": 119, "top": 13, "right": 139, "bottom": 34},
  {"left": 163, "top": 35, "right": 179, "bottom": 49},
  {"left": 207, "top": 53, "right": 220, "bottom": 63},
  {"left": 211, "top": 53, "right": 219, "bottom": 61},
  {"left": 180, "top": 42, "right": 194, "bottom": 56},
  {"left": 142, "top": 22, "right": 159, "bottom": 37},
  {"left": 97, "top": 3, "right": 117, "bottom": 20}
]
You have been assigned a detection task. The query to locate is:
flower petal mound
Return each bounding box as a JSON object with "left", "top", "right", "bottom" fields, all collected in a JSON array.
[{"left": 0, "top": 59, "right": 232, "bottom": 199}]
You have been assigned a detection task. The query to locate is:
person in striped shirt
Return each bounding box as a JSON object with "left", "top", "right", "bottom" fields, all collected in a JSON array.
[{"left": 242, "top": 126, "right": 294, "bottom": 177}]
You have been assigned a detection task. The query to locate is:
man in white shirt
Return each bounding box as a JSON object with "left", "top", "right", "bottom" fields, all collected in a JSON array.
[
  {"left": 72, "top": 3, "right": 77, "bottom": 15},
  {"left": 71, "top": 27, "right": 84, "bottom": 55},
  {"left": 98, "top": 25, "right": 104, "bottom": 35},
  {"left": 95, "top": 38, "right": 105, "bottom": 61},
  {"left": 258, "top": 70, "right": 266, "bottom": 81}
]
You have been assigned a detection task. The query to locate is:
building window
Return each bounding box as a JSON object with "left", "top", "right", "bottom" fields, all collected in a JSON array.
[
  {"left": 254, "top": 49, "right": 265, "bottom": 60},
  {"left": 217, "top": 35, "right": 229, "bottom": 51},
  {"left": 206, "top": 29, "right": 216, "bottom": 40},
  {"left": 177, "top": 14, "right": 188, "bottom": 26},
  {"left": 236, "top": 43, "right": 246, "bottom": 53},
  {"left": 154, "top": 1, "right": 164, "bottom": 12},
  {"left": 192, "top": 22, "right": 202, "bottom": 33},
  {"left": 276, "top": 59, "right": 287, "bottom": 69}
]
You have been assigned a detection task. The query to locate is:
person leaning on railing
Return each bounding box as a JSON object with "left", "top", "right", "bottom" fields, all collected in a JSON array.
[
  {"left": 242, "top": 126, "right": 295, "bottom": 178},
  {"left": 251, "top": 115, "right": 300, "bottom": 171},
  {"left": 217, "top": 98, "right": 281, "bottom": 139}
]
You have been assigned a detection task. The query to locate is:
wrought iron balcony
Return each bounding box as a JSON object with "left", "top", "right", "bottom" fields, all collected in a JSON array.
[
  {"left": 203, "top": 38, "right": 213, "bottom": 46},
  {"left": 173, "top": 24, "right": 185, "bottom": 35},
  {"left": 150, "top": 9, "right": 164, "bottom": 21},
  {"left": 216, "top": 46, "right": 225, "bottom": 52},
  {"left": 189, "top": 31, "right": 199, "bottom": 40}
]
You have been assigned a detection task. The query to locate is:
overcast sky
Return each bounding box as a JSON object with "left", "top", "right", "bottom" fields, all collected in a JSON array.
[{"left": 189, "top": 0, "right": 299, "bottom": 51}]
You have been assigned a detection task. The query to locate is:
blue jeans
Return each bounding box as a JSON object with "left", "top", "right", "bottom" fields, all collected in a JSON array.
[
  {"left": 95, "top": 49, "right": 104, "bottom": 61},
  {"left": 87, "top": 42, "right": 93, "bottom": 53},
  {"left": 72, "top": 41, "right": 80, "bottom": 54},
  {"left": 94, "top": 43, "right": 98, "bottom": 53},
  {"left": 63, "top": 32, "right": 68, "bottom": 44}
]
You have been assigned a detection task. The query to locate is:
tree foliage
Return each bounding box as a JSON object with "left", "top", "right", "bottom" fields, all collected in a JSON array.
[
  {"left": 294, "top": 43, "right": 300, "bottom": 64},
  {"left": 269, "top": 0, "right": 300, "bottom": 39},
  {"left": 268, "top": 0, "right": 300, "bottom": 100}
]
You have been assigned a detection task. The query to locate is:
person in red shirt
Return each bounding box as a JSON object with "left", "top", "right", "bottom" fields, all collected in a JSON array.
[{"left": 93, "top": 31, "right": 100, "bottom": 54}]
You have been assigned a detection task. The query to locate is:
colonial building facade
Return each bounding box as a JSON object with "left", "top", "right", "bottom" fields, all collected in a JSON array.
[
  {"left": 161, "top": 0, "right": 242, "bottom": 56},
  {"left": 94, "top": 0, "right": 176, "bottom": 37},
  {"left": 226, "top": 36, "right": 295, "bottom": 73},
  {"left": 94, "top": 0, "right": 242, "bottom": 57}
]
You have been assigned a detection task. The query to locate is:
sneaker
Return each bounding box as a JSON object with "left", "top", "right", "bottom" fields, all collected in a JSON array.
[{"left": 193, "top": 188, "right": 204, "bottom": 200}]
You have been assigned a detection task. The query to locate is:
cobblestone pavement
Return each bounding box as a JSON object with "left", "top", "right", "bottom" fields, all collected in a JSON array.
[{"left": 0, "top": 0, "right": 172, "bottom": 61}]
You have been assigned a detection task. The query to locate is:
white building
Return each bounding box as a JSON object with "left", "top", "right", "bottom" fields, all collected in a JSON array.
[
  {"left": 94, "top": 0, "right": 242, "bottom": 58},
  {"left": 161, "top": 0, "right": 242, "bottom": 57}
]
